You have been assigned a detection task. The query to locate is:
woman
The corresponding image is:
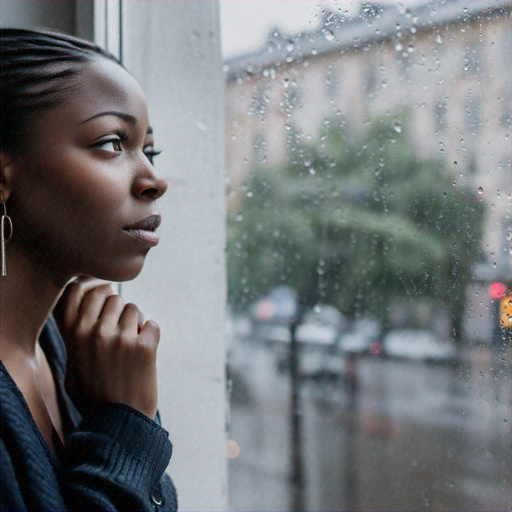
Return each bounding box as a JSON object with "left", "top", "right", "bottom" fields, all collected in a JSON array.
[{"left": 1, "top": 28, "right": 177, "bottom": 510}]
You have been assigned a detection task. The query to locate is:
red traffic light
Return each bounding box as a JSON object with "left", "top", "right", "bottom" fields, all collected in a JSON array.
[{"left": 489, "top": 282, "right": 507, "bottom": 299}]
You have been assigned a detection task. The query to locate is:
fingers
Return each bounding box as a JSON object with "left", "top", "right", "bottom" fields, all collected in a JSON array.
[
  {"left": 97, "top": 294, "right": 126, "bottom": 329},
  {"left": 59, "top": 284, "right": 159, "bottom": 419},
  {"left": 55, "top": 276, "right": 114, "bottom": 332},
  {"left": 78, "top": 284, "right": 117, "bottom": 324},
  {"left": 139, "top": 319, "right": 161, "bottom": 347},
  {"left": 118, "top": 303, "right": 141, "bottom": 334},
  {"left": 138, "top": 310, "right": 145, "bottom": 333}
]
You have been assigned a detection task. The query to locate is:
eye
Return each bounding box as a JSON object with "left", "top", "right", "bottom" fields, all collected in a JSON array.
[
  {"left": 143, "top": 146, "right": 162, "bottom": 165},
  {"left": 91, "top": 129, "right": 128, "bottom": 155},
  {"left": 95, "top": 139, "right": 123, "bottom": 153}
]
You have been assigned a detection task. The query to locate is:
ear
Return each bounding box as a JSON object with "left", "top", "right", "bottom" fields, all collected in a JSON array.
[{"left": 0, "top": 151, "right": 16, "bottom": 203}]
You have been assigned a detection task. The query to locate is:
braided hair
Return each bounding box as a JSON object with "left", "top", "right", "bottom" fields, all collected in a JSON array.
[{"left": 1, "top": 28, "right": 121, "bottom": 155}]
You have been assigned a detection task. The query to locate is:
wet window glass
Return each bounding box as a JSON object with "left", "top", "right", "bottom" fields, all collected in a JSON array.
[{"left": 222, "top": 1, "right": 511, "bottom": 511}]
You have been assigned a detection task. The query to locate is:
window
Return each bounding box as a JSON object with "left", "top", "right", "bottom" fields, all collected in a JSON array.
[{"left": 224, "top": 2, "right": 511, "bottom": 511}]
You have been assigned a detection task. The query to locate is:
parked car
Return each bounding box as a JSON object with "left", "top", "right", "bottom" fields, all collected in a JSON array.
[
  {"left": 250, "top": 286, "right": 297, "bottom": 343},
  {"left": 381, "top": 329, "right": 457, "bottom": 363},
  {"left": 337, "top": 317, "right": 381, "bottom": 354},
  {"left": 250, "top": 287, "right": 348, "bottom": 348},
  {"left": 296, "top": 305, "right": 347, "bottom": 346}
]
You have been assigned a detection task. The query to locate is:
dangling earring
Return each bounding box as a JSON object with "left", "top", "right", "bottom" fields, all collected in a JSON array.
[{"left": 1, "top": 201, "right": 13, "bottom": 277}]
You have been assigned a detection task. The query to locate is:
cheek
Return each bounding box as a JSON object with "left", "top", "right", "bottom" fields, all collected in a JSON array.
[
  {"left": 49, "top": 154, "right": 130, "bottom": 215},
  {"left": 16, "top": 153, "right": 132, "bottom": 239}
]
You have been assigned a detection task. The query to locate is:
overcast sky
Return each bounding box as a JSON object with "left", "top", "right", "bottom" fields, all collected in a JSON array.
[{"left": 219, "top": 1, "right": 426, "bottom": 58}]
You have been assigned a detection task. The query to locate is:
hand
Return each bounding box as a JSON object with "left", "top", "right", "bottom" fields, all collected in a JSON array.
[{"left": 53, "top": 276, "right": 159, "bottom": 419}]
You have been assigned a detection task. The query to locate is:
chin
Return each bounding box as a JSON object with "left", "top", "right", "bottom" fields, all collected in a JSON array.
[{"left": 92, "top": 255, "right": 147, "bottom": 283}]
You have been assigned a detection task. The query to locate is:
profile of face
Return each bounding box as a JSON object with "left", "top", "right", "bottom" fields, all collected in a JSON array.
[{"left": 5, "top": 57, "right": 168, "bottom": 283}]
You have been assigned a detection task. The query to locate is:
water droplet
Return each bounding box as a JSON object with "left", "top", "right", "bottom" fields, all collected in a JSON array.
[
  {"left": 477, "top": 186, "right": 484, "bottom": 194},
  {"left": 236, "top": 214, "right": 243, "bottom": 222},
  {"left": 284, "top": 124, "right": 292, "bottom": 131},
  {"left": 286, "top": 40, "right": 295, "bottom": 53},
  {"left": 394, "top": 40, "right": 403, "bottom": 52},
  {"left": 324, "top": 29, "right": 335, "bottom": 41},
  {"left": 393, "top": 121, "right": 402, "bottom": 133},
  {"left": 436, "top": 34, "right": 443, "bottom": 44},
  {"left": 407, "top": 44, "right": 414, "bottom": 53},
  {"left": 246, "top": 191, "right": 253, "bottom": 198},
  {"left": 309, "top": 168, "right": 316, "bottom": 175},
  {"left": 313, "top": 304, "right": 321, "bottom": 313},
  {"left": 283, "top": 78, "right": 289, "bottom": 89}
]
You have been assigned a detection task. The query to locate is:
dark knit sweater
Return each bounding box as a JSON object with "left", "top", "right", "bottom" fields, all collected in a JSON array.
[{"left": 0, "top": 317, "right": 178, "bottom": 511}]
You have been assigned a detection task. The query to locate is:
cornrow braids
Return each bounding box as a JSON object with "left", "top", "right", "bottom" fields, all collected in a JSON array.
[{"left": 1, "top": 28, "right": 122, "bottom": 155}]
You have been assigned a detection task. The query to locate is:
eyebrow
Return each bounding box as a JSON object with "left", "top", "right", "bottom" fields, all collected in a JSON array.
[{"left": 80, "top": 111, "right": 137, "bottom": 125}]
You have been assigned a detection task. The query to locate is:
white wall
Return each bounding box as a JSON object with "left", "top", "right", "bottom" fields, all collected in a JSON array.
[
  {"left": 0, "top": 0, "right": 76, "bottom": 33},
  {"left": 118, "top": 2, "right": 228, "bottom": 511}
]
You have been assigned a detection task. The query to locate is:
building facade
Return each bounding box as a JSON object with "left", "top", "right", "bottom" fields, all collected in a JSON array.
[
  {"left": 224, "top": 1, "right": 511, "bottom": 340},
  {"left": 225, "top": 1, "right": 511, "bottom": 281}
]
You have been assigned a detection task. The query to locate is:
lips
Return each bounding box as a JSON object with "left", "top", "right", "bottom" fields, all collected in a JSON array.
[
  {"left": 124, "top": 214, "right": 161, "bottom": 231},
  {"left": 123, "top": 214, "right": 161, "bottom": 246}
]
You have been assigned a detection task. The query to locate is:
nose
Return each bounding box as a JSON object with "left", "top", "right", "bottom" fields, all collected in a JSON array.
[{"left": 132, "top": 163, "right": 168, "bottom": 201}]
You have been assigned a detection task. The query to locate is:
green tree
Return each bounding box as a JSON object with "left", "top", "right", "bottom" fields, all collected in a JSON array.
[{"left": 228, "top": 115, "right": 484, "bottom": 343}]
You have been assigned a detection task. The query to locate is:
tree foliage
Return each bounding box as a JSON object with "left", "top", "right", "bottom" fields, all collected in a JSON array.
[{"left": 227, "top": 115, "right": 485, "bottom": 333}]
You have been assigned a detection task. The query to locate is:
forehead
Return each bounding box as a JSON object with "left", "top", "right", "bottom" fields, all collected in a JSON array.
[{"left": 71, "top": 57, "right": 149, "bottom": 123}]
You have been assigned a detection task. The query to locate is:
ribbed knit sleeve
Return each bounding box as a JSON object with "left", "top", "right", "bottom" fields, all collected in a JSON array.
[{"left": 61, "top": 403, "right": 177, "bottom": 511}]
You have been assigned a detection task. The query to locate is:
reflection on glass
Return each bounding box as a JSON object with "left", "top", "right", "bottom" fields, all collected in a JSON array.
[{"left": 224, "top": 2, "right": 511, "bottom": 511}]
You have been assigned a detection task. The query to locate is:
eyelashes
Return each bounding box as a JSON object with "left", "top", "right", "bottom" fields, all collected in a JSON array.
[
  {"left": 92, "top": 128, "right": 128, "bottom": 153},
  {"left": 92, "top": 129, "right": 162, "bottom": 164},
  {"left": 143, "top": 148, "right": 162, "bottom": 165}
]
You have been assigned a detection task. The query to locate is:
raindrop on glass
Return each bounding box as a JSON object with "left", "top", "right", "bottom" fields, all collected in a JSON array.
[{"left": 324, "top": 29, "right": 335, "bottom": 41}]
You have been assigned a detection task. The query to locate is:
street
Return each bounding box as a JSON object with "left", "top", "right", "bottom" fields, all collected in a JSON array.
[{"left": 227, "top": 338, "right": 511, "bottom": 511}]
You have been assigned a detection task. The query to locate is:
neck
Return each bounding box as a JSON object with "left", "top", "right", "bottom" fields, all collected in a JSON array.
[{"left": 0, "top": 244, "right": 71, "bottom": 358}]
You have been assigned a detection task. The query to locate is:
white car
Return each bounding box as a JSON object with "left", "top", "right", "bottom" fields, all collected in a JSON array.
[
  {"left": 382, "top": 329, "right": 456, "bottom": 363},
  {"left": 296, "top": 305, "right": 347, "bottom": 346},
  {"left": 338, "top": 318, "right": 381, "bottom": 354}
]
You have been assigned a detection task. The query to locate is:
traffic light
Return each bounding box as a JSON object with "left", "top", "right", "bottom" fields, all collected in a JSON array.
[
  {"left": 500, "top": 294, "right": 512, "bottom": 329},
  {"left": 489, "top": 283, "right": 511, "bottom": 346},
  {"left": 489, "top": 281, "right": 507, "bottom": 300}
]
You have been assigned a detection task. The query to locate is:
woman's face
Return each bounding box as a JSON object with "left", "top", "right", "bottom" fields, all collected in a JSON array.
[{"left": 8, "top": 57, "right": 168, "bottom": 283}]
